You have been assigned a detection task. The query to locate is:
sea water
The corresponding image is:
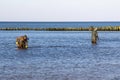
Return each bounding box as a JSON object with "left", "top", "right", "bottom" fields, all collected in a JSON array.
[
  {"left": 0, "top": 31, "right": 120, "bottom": 80},
  {"left": 0, "top": 22, "right": 120, "bottom": 28}
]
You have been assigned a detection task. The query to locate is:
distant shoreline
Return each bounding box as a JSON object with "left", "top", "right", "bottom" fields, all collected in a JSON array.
[{"left": 0, "top": 26, "right": 120, "bottom": 31}]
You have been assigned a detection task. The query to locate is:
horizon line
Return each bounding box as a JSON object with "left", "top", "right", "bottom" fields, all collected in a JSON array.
[{"left": 0, "top": 21, "right": 120, "bottom": 22}]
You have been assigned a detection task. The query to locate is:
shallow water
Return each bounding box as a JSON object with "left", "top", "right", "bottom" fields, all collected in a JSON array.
[{"left": 0, "top": 31, "right": 120, "bottom": 80}]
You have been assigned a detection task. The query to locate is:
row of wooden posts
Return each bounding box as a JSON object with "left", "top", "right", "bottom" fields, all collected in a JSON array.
[
  {"left": 0, "top": 26, "right": 120, "bottom": 31},
  {"left": 16, "top": 27, "right": 98, "bottom": 49}
]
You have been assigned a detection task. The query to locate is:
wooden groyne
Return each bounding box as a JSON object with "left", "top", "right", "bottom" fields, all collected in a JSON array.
[{"left": 0, "top": 26, "right": 120, "bottom": 31}]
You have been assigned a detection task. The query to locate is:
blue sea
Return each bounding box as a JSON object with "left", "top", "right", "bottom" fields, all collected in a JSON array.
[
  {"left": 0, "top": 22, "right": 120, "bottom": 80},
  {"left": 0, "top": 22, "right": 120, "bottom": 28}
]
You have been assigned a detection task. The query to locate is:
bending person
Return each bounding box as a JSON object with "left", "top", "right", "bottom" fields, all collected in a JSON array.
[{"left": 16, "top": 35, "right": 29, "bottom": 49}]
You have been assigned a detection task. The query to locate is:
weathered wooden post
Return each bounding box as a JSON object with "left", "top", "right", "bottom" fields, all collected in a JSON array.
[
  {"left": 16, "top": 35, "right": 28, "bottom": 49},
  {"left": 89, "top": 27, "right": 99, "bottom": 44}
]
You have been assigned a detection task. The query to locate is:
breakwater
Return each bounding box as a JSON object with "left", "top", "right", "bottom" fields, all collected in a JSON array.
[{"left": 0, "top": 26, "right": 120, "bottom": 31}]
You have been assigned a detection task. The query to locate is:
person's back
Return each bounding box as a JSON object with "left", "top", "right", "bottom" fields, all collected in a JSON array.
[{"left": 91, "top": 28, "right": 98, "bottom": 44}]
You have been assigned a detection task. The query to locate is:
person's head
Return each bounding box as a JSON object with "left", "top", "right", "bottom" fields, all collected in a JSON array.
[
  {"left": 23, "top": 35, "right": 28, "bottom": 40},
  {"left": 94, "top": 28, "right": 97, "bottom": 31},
  {"left": 24, "top": 35, "right": 27, "bottom": 38}
]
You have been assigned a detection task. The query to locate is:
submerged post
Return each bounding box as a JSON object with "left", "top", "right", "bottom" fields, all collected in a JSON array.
[
  {"left": 89, "top": 27, "right": 99, "bottom": 44},
  {"left": 16, "top": 35, "right": 29, "bottom": 49}
]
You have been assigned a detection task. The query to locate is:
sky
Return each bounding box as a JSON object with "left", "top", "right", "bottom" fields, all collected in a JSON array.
[{"left": 0, "top": 0, "right": 120, "bottom": 21}]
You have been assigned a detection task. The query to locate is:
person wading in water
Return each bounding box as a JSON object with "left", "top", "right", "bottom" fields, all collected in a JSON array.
[
  {"left": 16, "top": 35, "right": 29, "bottom": 49},
  {"left": 89, "top": 27, "right": 99, "bottom": 44}
]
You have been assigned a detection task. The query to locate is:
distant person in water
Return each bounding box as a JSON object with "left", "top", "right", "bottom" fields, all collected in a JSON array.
[
  {"left": 89, "top": 27, "right": 99, "bottom": 44},
  {"left": 16, "top": 35, "right": 29, "bottom": 49}
]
